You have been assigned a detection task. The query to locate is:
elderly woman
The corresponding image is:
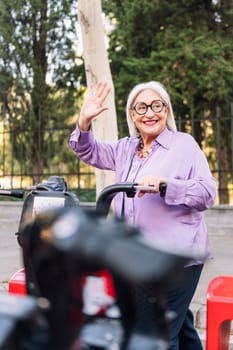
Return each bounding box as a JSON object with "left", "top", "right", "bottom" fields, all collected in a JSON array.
[{"left": 69, "top": 81, "right": 216, "bottom": 350}]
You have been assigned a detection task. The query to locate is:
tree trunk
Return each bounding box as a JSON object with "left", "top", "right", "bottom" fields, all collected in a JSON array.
[
  {"left": 78, "top": 0, "right": 118, "bottom": 198},
  {"left": 30, "top": 0, "right": 48, "bottom": 183},
  {"left": 217, "top": 107, "right": 230, "bottom": 204}
]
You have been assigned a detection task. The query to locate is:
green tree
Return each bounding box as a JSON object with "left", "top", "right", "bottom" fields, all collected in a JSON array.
[
  {"left": 0, "top": 0, "right": 83, "bottom": 182},
  {"left": 102, "top": 0, "right": 233, "bottom": 203}
]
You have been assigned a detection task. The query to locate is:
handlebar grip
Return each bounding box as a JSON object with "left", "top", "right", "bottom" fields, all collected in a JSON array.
[
  {"left": 0, "top": 189, "right": 24, "bottom": 198},
  {"left": 134, "top": 183, "right": 167, "bottom": 197},
  {"left": 11, "top": 190, "right": 24, "bottom": 198},
  {"left": 159, "top": 183, "right": 167, "bottom": 197}
]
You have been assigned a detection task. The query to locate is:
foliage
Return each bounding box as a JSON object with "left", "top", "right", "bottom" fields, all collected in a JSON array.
[
  {"left": 0, "top": 0, "right": 232, "bottom": 202},
  {"left": 0, "top": 0, "right": 84, "bottom": 181},
  {"left": 102, "top": 0, "right": 233, "bottom": 136},
  {"left": 102, "top": 0, "right": 233, "bottom": 203}
]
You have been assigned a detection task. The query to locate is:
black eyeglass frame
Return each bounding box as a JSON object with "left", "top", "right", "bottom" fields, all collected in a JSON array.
[{"left": 131, "top": 99, "right": 167, "bottom": 115}]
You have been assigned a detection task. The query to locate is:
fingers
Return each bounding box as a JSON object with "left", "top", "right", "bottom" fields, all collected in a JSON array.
[
  {"left": 79, "top": 82, "right": 111, "bottom": 129},
  {"left": 138, "top": 191, "right": 146, "bottom": 198},
  {"left": 96, "top": 81, "right": 111, "bottom": 99},
  {"left": 137, "top": 176, "right": 158, "bottom": 188},
  {"left": 136, "top": 176, "right": 167, "bottom": 197},
  {"left": 89, "top": 81, "right": 111, "bottom": 100},
  {"left": 85, "top": 82, "right": 111, "bottom": 117},
  {"left": 137, "top": 188, "right": 156, "bottom": 197}
]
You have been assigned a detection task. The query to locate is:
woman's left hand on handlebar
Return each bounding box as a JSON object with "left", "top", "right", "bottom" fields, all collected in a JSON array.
[{"left": 137, "top": 175, "right": 167, "bottom": 197}]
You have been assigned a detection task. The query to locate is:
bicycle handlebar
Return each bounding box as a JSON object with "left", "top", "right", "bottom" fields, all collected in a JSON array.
[
  {"left": 96, "top": 182, "right": 167, "bottom": 217},
  {"left": 0, "top": 189, "right": 24, "bottom": 198}
]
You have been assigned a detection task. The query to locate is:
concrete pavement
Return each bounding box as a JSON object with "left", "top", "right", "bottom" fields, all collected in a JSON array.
[
  {"left": 0, "top": 202, "right": 233, "bottom": 347},
  {"left": 192, "top": 206, "right": 233, "bottom": 347}
]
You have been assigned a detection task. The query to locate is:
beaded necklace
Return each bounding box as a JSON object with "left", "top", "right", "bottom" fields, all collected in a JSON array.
[{"left": 136, "top": 137, "right": 153, "bottom": 159}]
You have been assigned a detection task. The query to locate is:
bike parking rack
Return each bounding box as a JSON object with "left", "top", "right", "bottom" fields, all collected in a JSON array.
[{"left": 206, "top": 275, "right": 233, "bottom": 350}]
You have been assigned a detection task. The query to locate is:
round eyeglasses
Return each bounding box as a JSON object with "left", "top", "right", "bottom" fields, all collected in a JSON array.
[{"left": 131, "top": 100, "right": 167, "bottom": 115}]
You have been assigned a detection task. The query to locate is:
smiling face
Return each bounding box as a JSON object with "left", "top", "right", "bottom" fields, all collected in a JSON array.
[{"left": 130, "top": 88, "right": 168, "bottom": 144}]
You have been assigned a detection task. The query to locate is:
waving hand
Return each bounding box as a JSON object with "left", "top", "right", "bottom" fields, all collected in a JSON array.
[{"left": 78, "top": 82, "right": 111, "bottom": 131}]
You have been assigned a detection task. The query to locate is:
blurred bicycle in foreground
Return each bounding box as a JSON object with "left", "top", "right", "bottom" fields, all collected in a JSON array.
[{"left": 0, "top": 179, "right": 196, "bottom": 350}]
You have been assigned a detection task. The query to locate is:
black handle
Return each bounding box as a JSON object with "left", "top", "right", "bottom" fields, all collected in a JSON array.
[
  {"left": 159, "top": 183, "right": 167, "bottom": 197},
  {"left": 96, "top": 183, "right": 136, "bottom": 216},
  {"left": 96, "top": 182, "right": 167, "bottom": 217},
  {"left": 134, "top": 183, "right": 167, "bottom": 197},
  {"left": 0, "top": 189, "right": 24, "bottom": 198}
]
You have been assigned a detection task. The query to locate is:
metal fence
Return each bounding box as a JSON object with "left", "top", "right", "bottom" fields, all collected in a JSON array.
[
  {"left": 0, "top": 107, "right": 233, "bottom": 204},
  {"left": 176, "top": 108, "right": 233, "bottom": 205}
]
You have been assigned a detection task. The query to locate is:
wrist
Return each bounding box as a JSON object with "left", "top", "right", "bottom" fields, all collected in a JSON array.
[{"left": 78, "top": 117, "right": 91, "bottom": 132}]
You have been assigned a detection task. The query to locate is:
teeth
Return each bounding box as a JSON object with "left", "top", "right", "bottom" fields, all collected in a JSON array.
[{"left": 145, "top": 120, "right": 157, "bottom": 124}]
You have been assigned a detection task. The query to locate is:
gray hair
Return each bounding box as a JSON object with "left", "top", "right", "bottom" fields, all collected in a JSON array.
[{"left": 126, "top": 81, "right": 177, "bottom": 137}]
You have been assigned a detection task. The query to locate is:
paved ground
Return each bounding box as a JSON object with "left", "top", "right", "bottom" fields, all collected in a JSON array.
[
  {"left": 190, "top": 207, "right": 233, "bottom": 347},
  {"left": 191, "top": 233, "right": 233, "bottom": 347},
  {"left": 0, "top": 202, "right": 233, "bottom": 348}
]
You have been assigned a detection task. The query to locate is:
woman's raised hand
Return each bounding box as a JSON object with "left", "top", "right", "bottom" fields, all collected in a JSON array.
[{"left": 78, "top": 82, "right": 111, "bottom": 131}]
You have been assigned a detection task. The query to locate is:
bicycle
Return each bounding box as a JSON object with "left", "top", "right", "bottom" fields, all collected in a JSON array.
[{"left": 0, "top": 178, "right": 191, "bottom": 350}]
